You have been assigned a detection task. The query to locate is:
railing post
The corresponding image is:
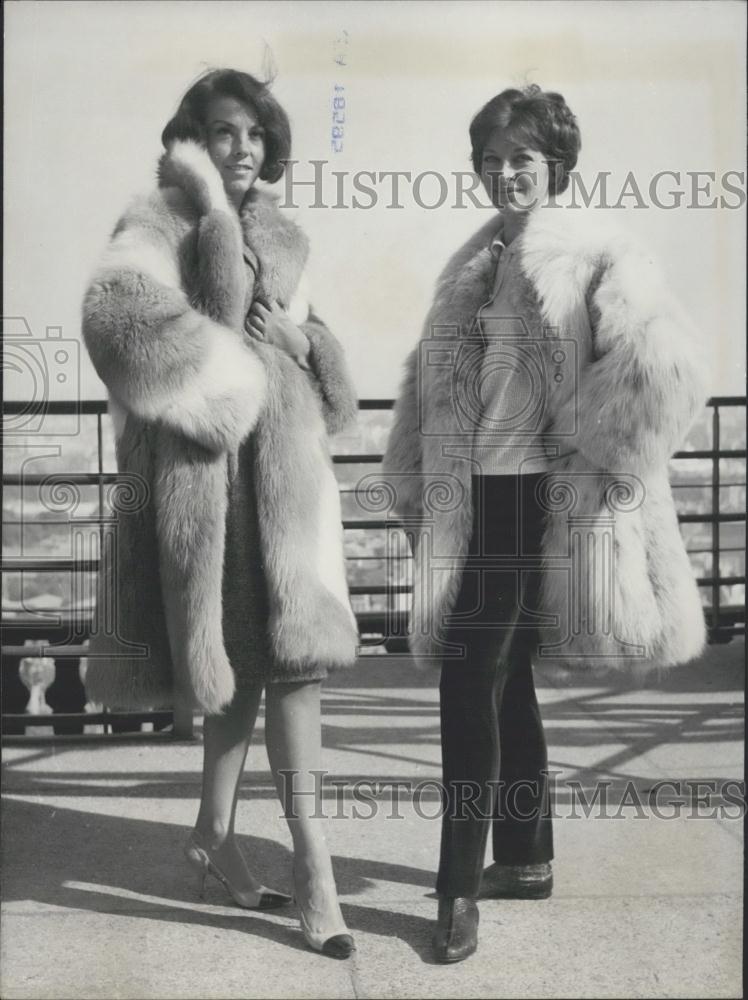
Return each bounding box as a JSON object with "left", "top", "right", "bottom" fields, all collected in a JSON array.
[
  {"left": 1, "top": 655, "right": 30, "bottom": 735},
  {"left": 711, "top": 405, "right": 721, "bottom": 635},
  {"left": 96, "top": 409, "right": 105, "bottom": 568},
  {"left": 45, "top": 657, "right": 87, "bottom": 735}
]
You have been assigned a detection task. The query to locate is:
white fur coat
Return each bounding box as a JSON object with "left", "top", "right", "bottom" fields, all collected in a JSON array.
[
  {"left": 383, "top": 207, "right": 710, "bottom": 671},
  {"left": 82, "top": 141, "right": 359, "bottom": 713}
]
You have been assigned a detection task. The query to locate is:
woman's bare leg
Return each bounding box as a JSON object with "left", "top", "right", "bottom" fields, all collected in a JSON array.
[
  {"left": 192, "top": 681, "right": 266, "bottom": 891},
  {"left": 264, "top": 680, "right": 348, "bottom": 934}
]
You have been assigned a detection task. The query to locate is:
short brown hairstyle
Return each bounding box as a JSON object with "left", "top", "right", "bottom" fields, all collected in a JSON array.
[
  {"left": 161, "top": 68, "right": 291, "bottom": 184},
  {"left": 469, "top": 84, "right": 581, "bottom": 195}
]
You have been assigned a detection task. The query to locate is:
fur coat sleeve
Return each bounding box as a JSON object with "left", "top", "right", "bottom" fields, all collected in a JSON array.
[
  {"left": 543, "top": 237, "right": 711, "bottom": 472},
  {"left": 82, "top": 144, "right": 267, "bottom": 454},
  {"left": 301, "top": 309, "right": 358, "bottom": 435}
]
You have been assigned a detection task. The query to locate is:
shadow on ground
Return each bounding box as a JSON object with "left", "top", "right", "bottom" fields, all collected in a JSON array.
[{"left": 1, "top": 797, "right": 438, "bottom": 958}]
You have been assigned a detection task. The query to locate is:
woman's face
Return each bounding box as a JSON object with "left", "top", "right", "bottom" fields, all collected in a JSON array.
[
  {"left": 480, "top": 128, "right": 550, "bottom": 213},
  {"left": 204, "top": 95, "right": 266, "bottom": 204}
]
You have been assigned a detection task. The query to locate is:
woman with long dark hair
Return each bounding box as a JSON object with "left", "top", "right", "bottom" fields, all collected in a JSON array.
[{"left": 82, "top": 68, "right": 358, "bottom": 959}]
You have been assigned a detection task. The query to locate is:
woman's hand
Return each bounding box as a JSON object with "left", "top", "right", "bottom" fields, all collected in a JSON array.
[{"left": 246, "top": 299, "right": 311, "bottom": 371}]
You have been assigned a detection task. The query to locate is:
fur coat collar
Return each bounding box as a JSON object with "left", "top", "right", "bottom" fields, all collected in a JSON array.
[
  {"left": 383, "top": 206, "right": 709, "bottom": 671},
  {"left": 83, "top": 141, "right": 358, "bottom": 713}
]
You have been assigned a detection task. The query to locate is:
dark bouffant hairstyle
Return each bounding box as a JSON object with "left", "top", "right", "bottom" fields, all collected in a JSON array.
[
  {"left": 161, "top": 68, "right": 291, "bottom": 183},
  {"left": 469, "top": 84, "right": 581, "bottom": 195}
]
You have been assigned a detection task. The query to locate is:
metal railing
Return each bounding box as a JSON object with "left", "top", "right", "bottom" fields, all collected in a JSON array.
[{"left": 2, "top": 397, "right": 745, "bottom": 740}]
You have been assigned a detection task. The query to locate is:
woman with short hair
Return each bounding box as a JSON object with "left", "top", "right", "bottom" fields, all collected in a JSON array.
[
  {"left": 83, "top": 68, "right": 358, "bottom": 959},
  {"left": 384, "top": 84, "right": 708, "bottom": 963}
]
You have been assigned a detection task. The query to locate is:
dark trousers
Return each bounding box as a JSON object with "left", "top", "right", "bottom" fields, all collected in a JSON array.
[{"left": 436, "top": 474, "right": 554, "bottom": 899}]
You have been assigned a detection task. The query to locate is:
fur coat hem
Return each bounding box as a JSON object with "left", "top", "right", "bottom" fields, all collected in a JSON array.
[{"left": 383, "top": 206, "right": 710, "bottom": 672}]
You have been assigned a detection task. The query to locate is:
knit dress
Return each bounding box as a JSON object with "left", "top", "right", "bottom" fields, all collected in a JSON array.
[{"left": 220, "top": 253, "right": 331, "bottom": 688}]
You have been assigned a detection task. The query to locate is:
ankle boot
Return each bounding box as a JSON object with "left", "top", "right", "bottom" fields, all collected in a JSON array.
[{"left": 432, "top": 896, "right": 479, "bottom": 963}]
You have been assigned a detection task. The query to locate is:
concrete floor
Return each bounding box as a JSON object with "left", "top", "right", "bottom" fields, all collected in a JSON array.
[{"left": 1, "top": 640, "right": 744, "bottom": 999}]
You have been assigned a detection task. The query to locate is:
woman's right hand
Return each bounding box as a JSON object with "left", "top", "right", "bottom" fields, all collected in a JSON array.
[{"left": 246, "top": 298, "right": 311, "bottom": 370}]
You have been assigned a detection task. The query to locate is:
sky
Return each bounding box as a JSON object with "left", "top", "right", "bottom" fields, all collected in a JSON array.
[{"left": 4, "top": 0, "right": 746, "bottom": 401}]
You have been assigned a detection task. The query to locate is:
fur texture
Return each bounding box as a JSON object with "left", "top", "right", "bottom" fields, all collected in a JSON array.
[
  {"left": 383, "top": 207, "right": 709, "bottom": 671},
  {"left": 83, "top": 140, "right": 358, "bottom": 712}
]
